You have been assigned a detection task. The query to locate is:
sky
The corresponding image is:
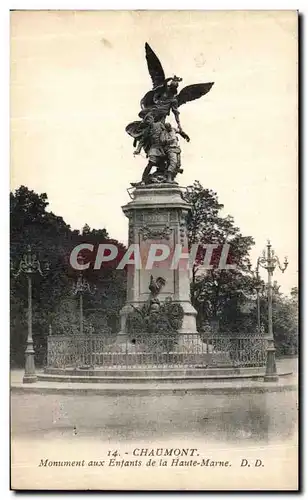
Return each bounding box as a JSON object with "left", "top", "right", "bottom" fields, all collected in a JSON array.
[{"left": 10, "top": 10, "right": 298, "bottom": 293}]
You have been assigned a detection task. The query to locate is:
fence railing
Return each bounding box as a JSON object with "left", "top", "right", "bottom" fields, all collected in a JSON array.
[{"left": 47, "top": 333, "right": 266, "bottom": 369}]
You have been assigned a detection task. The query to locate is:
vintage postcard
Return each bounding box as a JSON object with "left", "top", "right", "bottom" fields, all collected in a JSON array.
[{"left": 10, "top": 10, "right": 298, "bottom": 491}]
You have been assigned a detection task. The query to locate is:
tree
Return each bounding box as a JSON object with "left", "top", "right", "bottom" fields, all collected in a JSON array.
[
  {"left": 184, "top": 181, "right": 255, "bottom": 332},
  {"left": 10, "top": 186, "right": 74, "bottom": 366},
  {"left": 75, "top": 224, "right": 127, "bottom": 333},
  {"left": 271, "top": 287, "right": 298, "bottom": 356},
  {"left": 10, "top": 186, "right": 127, "bottom": 367},
  {"left": 184, "top": 181, "right": 298, "bottom": 348}
]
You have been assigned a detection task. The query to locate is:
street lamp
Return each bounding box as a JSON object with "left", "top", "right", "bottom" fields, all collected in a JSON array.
[
  {"left": 11, "top": 245, "right": 49, "bottom": 383},
  {"left": 247, "top": 263, "right": 265, "bottom": 334},
  {"left": 72, "top": 261, "right": 96, "bottom": 369},
  {"left": 72, "top": 267, "right": 95, "bottom": 336},
  {"left": 257, "top": 240, "right": 288, "bottom": 382}
]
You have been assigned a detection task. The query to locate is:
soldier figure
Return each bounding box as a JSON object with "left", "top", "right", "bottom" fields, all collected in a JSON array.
[
  {"left": 161, "top": 123, "right": 184, "bottom": 182},
  {"left": 131, "top": 118, "right": 187, "bottom": 186}
]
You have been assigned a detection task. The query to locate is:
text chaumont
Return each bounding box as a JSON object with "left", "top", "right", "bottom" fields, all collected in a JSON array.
[{"left": 132, "top": 448, "right": 199, "bottom": 457}]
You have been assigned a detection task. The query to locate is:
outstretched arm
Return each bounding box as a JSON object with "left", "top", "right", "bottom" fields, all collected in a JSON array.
[
  {"left": 153, "top": 77, "right": 173, "bottom": 92},
  {"left": 133, "top": 140, "right": 143, "bottom": 155},
  {"left": 172, "top": 103, "right": 190, "bottom": 141},
  {"left": 177, "top": 129, "right": 190, "bottom": 142},
  {"left": 134, "top": 131, "right": 148, "bottom": 155},
  {"left": 171, "top": 101, "right": 181, "bottom": 129}
]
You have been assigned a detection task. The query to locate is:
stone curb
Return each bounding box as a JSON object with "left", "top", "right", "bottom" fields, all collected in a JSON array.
[
  {"left": 37, "top": 371, "right": 293, "bottom": 384},
  {"left": 11, "top": 381, "right": 297, "bottom": 396}
]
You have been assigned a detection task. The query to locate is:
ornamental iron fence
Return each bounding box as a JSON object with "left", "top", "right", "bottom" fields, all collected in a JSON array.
[{"left": 47, "top": 333, "right": 266, "bottom": 369}]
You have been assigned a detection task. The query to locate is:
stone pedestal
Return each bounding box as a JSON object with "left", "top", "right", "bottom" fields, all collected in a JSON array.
[{"left": 118, "top": 182, "right": 197, "bottom": 339}]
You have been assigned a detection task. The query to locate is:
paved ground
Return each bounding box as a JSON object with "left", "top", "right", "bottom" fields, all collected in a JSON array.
[
  {"left": 11, "top": 357, "right": 298, "bottom": 445},
  {"left": 10, "top": 358, "right": 298, "bottom": 490},
  {"left": 11, "top": 385, "right": 298, "bottom": 444}
]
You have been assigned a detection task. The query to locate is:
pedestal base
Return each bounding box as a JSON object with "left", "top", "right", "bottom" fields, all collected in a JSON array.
[
  {"left": 264, "top": 344, "right": 279, "bottom": 382},
  {"left": 263, "top": 375, "right": 279, "bottom": 382},
  {"left": 178, "top": 301, "right": 198, "bottom": 334},
  {"left": 23, "top": 374, "right": 38, "bottom": 384},
  {"left": 23, "top": 350, "right": 37, "bottom": 384},
  {"left": 119, "top": 182, "right": 198, "bottom": 340}
]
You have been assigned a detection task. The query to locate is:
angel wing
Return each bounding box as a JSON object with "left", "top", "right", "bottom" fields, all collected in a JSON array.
[
  {"left": 140, "top": 89, "right": 155, "bottom": 110},
  {"left": 145, "top": 42, "right": 165, "bottom": 88},
  {"left": 177, "top": 82, "right": 214, "bottom": 107}
]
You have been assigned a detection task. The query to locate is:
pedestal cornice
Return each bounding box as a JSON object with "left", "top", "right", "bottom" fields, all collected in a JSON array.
[{"left": 122, "top": 183, "right": 190, "bottom": 214}]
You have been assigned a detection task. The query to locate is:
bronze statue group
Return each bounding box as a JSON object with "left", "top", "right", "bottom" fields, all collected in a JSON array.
[{"left": 126, "top": 43, "right": 214, "bottom": 186}]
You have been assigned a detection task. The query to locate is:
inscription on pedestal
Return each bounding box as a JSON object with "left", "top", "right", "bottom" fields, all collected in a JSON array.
[
  {"left": 143, "top": 213, "right": 169, "bottom": 223},
  {"left": 139, "top": 225, "right": 172, "bottom": 241}
]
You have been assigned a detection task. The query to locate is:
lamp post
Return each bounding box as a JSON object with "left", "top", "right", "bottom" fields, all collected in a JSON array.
[
  {"left": 255, "top": 269, "right": 263, "bottom": 334},
  {"left": 11, "top": 245, "right": 49, "bottom": 383},
  {"left": 72, "top": 263, "right": 96, "bottom": 367},
  {"left": 257, "top": 240, "right": 288, "bottom": 382},
  {"left": 248, "top": 263, "right": 265, "bottom": 334},
  {"left": 72, "top": 272, "right": 91, "bottom": 336}
]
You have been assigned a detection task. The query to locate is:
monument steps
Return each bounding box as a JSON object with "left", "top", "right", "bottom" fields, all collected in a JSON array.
[
  {"left": 39, "top": 368, "right": 293, "bottom": 384},
  {"left": 44, "top": 366, "right": 266, "bottom": 377}
]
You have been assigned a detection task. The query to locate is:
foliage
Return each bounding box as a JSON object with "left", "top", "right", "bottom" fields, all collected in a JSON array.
[
  {"left": 50, "top": 297, "right": 80, "bottom": 336},
  {"left": 10, "top": 186, "right": 126, "bottom": 366},
  {"left": 184, "top": 181, "right": 255, "bottom": 331},
  {"left": 270, "top": 287, "right": 298, "bottom": 356},
  {"left": 184, "top": 181, "right": 298, "bottom": 355},
  {"left": 126, "top": 299, "right": 184, "bottom": 349},
  {"left": 10, "top": 182, "right": 298, "bottom": 367}
]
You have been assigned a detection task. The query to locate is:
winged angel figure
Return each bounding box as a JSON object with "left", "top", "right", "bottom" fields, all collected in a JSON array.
[{"left": 126, "top": 43, "right": 214, "bottom": 185}]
